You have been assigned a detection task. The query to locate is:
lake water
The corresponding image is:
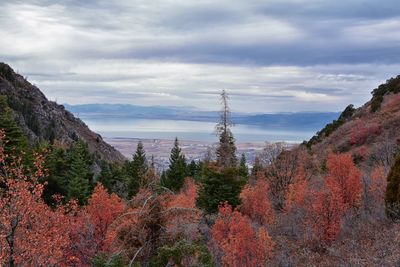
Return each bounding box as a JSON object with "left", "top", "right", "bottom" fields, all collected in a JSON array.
[{"left": 81, "top": 117, "right": 315, "bottom": 143}]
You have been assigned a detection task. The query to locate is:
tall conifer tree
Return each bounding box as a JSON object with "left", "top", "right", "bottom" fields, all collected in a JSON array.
[
  {"left": 196, "top": 91, "right": 245, "bottom": 213},
  {"left": 67, "top": 141, "right": 92, "bottom": 204},
  {"left": 215, "top": 90, "right": 237, "bottom": 168},
  {"left": 0, "top": 95, "right": 28, "bottom": 155},
  {"left": 128, "top": 141, "right": 147, "bottom": 197},
  {"left": 161, "top": 138, "right": 187, "bottom": 192},
  {"left": 239, "top": 153, "right": 249, "bottom": 179}
]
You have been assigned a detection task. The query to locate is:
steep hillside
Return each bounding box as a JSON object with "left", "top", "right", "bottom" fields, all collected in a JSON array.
[
  {"left": 0, "top": 63, "right": 125, "bottom": 163},
  {"left": 306, "top": 75, "right": 400, "bottom": 164}
]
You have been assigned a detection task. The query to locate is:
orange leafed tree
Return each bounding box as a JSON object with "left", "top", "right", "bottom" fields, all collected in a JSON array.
[
  {"left": 285, "top": 166, "right": 309, "bottom": 212},
  {"left": 163, "top": 178, "right": 201, "bottom": 241},
  {"left": 167, "top": 178, "right": 197, "bottom": 209},
  {"left": 240, "top": 179, "right": 275, "bottom": 226},
  {"left": 305, "top": 153, "right": 361, "bottom": 247},
  {"left": 85, "top": 183, "right": 125, "bottom": 251},
  {"left": 367, "top": 165, "right": 387, "bottom": 212},
  {"left": 0, "top": 131, "right": 71, "bottom": 266},
  {"left": 67, "top": 183, "right": 125, "bottom": 265},
  {"left": 325, "top": 153, "right": 362, "bottom": 209},
  {"left": 211, "top": 203, "right": 274, "bottom": 267},
  {"left": 307, "top": 189, "right": 346, "bottom": 246},
  {"left": 350, "top": 120, "right": 380, "bottom": 146}
]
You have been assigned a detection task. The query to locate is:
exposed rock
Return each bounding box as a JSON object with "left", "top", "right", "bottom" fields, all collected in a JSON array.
[{"left": 0, "top": 62, "right": 125, "bottom": 163}]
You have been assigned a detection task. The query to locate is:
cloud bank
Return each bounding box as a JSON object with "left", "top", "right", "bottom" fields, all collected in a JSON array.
[{"left": 1, "top": 0, "right": 399, "bottom": 112}]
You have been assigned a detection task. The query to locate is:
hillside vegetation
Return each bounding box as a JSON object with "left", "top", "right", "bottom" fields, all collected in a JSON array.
[{"left": 1, "top": 66, "right": 400, "bottom": 266}]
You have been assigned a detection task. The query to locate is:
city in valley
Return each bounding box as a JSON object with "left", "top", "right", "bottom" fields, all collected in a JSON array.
[{"left": 105, "top": 137, "right": 270, "bottom": 170}]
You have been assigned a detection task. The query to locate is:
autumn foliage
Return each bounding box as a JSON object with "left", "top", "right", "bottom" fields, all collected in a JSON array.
[
  {"left": 307, "top": 189, "right": 345, "bottom": 246},
  {"left": 107, "top": 179, "right": 202, "bottom": 264},
  {"left": 304, "top": 153, "right": 362, "bottom": 247},
  {"left": 325, "top": 153, "right": 362, "bottom": 209},
  {"left": 0, "top": 122, "right": 396, "bottom": 266},
  {"left": 369, "top": 165, "right": 387, "bottom": 205},
  {"left": 0, "top": 131, "right": 71, "bottom": 266},
  {"left": 67, "top": 183, "right": 125, "bottom": 265},
  {"left": 240, "top": 179, "right": 275, "bottom": 226},
  {"left": 350, "top": 120, "right": 380, "bottom": 146},
  {"left": 285, "top": 169, "right": 309, "bottom": 212},
  {"left": 211, "top": 203, "right": 274, "bottom": 267},
  {"left": 163, "top": 178, "right": 201, "bottom": 241}
]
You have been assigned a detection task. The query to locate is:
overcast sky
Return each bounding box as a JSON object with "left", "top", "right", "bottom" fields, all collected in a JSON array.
[{"left": 1, "top": 0, "right": 399, "bottom": 113}]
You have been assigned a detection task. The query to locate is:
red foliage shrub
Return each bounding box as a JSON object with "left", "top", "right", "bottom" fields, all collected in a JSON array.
[
  {"left": 306, "top": 189, "right": 346, "bottom": 247},
  {"left": 67, "top": 183, "right": 125, "bottom": 265},
  {"left": 382, "top": 93, "right": 400, "bottom": 113},
  {"left": 240, "top": 179, "right": 275, "bottom": 226},
  {"left": 350, "top": 120, "right": 380, "bottom": 146},
  {"left": 211, "top": 203, "right": 274, "bottom": 267},
  {"left": 285, "top": 168, "right": 309, "bottom": 212},
  {"left": 368, "top": 165, "right": 387, "bottom": 207},
  {"left": 304, "top": 153, "right": 362, "bottom": 248},
  {"left": 325, "top": 153, "right": 362, "bottom": 209},
  {"left": 163, "top": 178, "right": 201, "bottom": 241},
  {"left": 0, "top": 131, "right": 72, "bottom": 266},
  {"left": 352, "top": 145, "right": 371, "bottom": 163}
]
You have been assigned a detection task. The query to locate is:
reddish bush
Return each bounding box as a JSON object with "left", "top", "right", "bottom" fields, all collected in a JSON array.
[
  {"left": 368, "top": 165, "right": 387, "bottom": 208},
  {"left": 240, "top": 179, "right": 275, "bottom": 226},
  {"left": 285, "top": 169, "right": 309, "bottom": 212},
  {"left": 382, "top": 93, "right": 400, "bottom": 113},
  {"left": 306, "top": 189, "right": 346, "bottom": 247},
  {"left": 0, "top": 131, "right": 72, "bottom": 266},
  {"left": 163, "top": 178, "right": 201, "bottom": 241},
  {"left": 352, "top": 145, "right": 371, "bottom": 163},
  {"left": 325, "top": 153, "right": 362, "bottom": 209},
  {"left": 350, "top": 121, "right": 380, "bottom": 146},
  {"left": 211, "top": 203, "right": 274, "bottom": 267},
  {"left": 67, "top": 183, "right": 125, "bottom": 265}
]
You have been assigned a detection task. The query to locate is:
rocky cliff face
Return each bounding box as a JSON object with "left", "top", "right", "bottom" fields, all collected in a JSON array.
[{"left": 0, "top": 62, "right": 125, "bottom": 163}]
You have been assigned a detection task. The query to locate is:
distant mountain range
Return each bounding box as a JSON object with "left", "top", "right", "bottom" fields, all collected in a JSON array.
[{"left": 64, "top": 103, "right": 340, "bottom": 132}]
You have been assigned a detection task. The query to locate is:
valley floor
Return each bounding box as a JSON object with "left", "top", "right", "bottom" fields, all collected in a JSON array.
[{"left": 105, "top": 137, "right": 267, "bottom": 169}]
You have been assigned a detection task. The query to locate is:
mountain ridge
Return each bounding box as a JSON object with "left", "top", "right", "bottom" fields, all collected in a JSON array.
[
  {"left": 0, "top": 62, "right": 125, "bottom": 163},
  {"left": 305, "top": 75, "right": 400, "bottom": 163},
  {"left": 65, "top": 103, "right": 340, "bottom": 131}
]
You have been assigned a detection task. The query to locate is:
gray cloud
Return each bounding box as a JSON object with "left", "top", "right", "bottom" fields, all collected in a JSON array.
[{"left": 0, "top": 0, "right": 399, "bottom": 112}]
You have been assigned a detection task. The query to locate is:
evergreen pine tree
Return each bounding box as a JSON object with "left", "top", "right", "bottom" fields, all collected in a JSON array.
[
  {"left": 97, "top": 160, "right": 114, "bottom": 192},
  {"left": 67, "top": 142, "right": 92, "bottom": 204},
  {"left": 97, "top": 160, "right": 130, "bottom": 196},
  {"left": 188, "top": 160, "right": 198, "bottom": 177},
  {"left": 196, "top": 91, "right": 246, "bottom": 213},
  {"left": 128, "top": 141, "right": 147, "bottom": 197},
  {"left": 0, "top": 95, "right": 28, "bottom": 155},
  {"left": 160, "top": 138, "right": 187, "bottom": 192},
  {"left": 196, "top": 167, "right": 246, "bottom": 214},
  {"left": 43, "top": 146, "right": 69, "bottom": 205},
  {"left": 215, "top": 90, "right": 237, "bottom": 168},
  {"left": 44, "top": 141, "right": 94, "bottom": 205},
  {"left": 238, "top": 153, "right": 249, "bottom": 179},
  {"left": 385, "top": 154, "right": 400, "bottom": 220}
]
